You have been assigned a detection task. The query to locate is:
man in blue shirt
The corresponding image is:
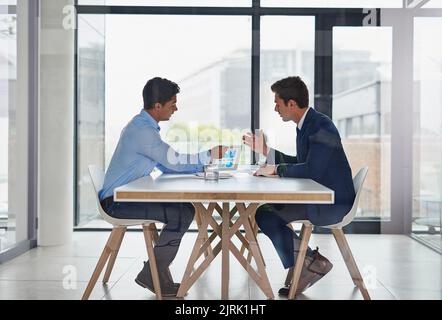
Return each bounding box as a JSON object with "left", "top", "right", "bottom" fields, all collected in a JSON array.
[
  {"left": 100, "top": 77, "right": 226, "bottom": 297},
  {"left": 243, "top": 76, "right": 355, "bottom": 297}
]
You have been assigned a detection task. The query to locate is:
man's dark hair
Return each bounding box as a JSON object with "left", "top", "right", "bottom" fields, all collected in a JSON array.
[
  {"left": 271, "top": 76, "right": 309, "bottom": 108},
  {"left": 143, "top": 77, "right": 180, "bottom": 110}
]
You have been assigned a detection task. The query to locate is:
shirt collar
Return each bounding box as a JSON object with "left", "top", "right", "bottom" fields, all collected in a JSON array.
[
  {"left": 140, "top": 109, "right": 160, "bottom": 131},
  {"left": 297, "top": 107, "right": 311, "bottom": 130}
]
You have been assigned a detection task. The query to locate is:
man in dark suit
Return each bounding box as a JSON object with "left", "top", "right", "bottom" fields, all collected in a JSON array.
[{"left": 243, "top": 76, "right": 355, "bottom": 296}]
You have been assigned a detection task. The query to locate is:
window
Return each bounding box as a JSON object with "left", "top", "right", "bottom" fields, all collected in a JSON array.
[
  {"left": 260, "top": 16, "right": 315, "bottom": 156},
  {"left": 0, "top": 0, "right": 31, "bottom": 251},
  {"left": 76, "top": 14, "right": 105, "bottom": 225},
  {"left": 0, "top": 3, "right": 16, "bottom": 249},
  {"left": 75, "top": 3, "right": 394, "bottom": 232},
  {"left": 105, "top": 15, "right": 251, "bottom": 162},
  {"left": 76, "top": 14, "right": 251, "bottom": 226},
  {"left": 412, "top": 17, "right": 442, "bottom": 252},
  {"left": 333, "top": 26, "right": 392, "bottom": 220}
]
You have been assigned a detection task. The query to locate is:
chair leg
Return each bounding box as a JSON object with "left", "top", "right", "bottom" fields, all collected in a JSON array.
[
  {"left": 288, "top": 224, "right": 313, "bottom": 300},
  {"left": 82, "top": 227, "right": 125, "bottom": 300},
  {"left": 103, "top": 227, "right": 126, "bottom": 284},
  {"left": 332, "top": 228, "right": 371, "bottom": 300},
  {"left": 143, "top": 224, "right": 162, "bottom": 300}
]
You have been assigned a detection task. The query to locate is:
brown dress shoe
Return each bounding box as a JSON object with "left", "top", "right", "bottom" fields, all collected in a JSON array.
[
  {"left": 278, "top": 256, "right": 315, "bottom": 296},
  {"left": 279, "top": 248, "right": 333, "bottom": 297}
]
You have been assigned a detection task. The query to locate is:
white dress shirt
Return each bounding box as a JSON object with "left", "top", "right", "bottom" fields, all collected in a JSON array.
[{"left": 297, "top": 107, "right": 311, "bottom": 130}]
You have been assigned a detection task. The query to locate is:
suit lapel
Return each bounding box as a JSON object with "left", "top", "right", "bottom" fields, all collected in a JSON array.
[{"left": 296, "top": 108, "right": 316, "bottom": 162}]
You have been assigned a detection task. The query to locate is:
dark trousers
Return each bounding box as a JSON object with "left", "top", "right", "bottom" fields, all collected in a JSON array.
[
  {"left": 255, "top": 204, "right": 315, "bottom": 269},
  {"left": 101, "top": 197, "right": 195, "bottom": 268}
]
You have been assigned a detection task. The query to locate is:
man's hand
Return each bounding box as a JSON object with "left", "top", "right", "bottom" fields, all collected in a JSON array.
[
  {"left": 210, "top": 145, "right": 229, "bottom": 161},
  {"left": 254, "top": 165, "right": 277, "bottom": 177},
  {"left": 242, "top": 130, "right": 268, "bottom": 156}
]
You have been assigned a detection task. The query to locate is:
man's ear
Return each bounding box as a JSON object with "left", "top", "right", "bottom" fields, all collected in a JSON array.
[
  {"left": 288, "top": 99, "right": 298, "bottom": 110},
  {"left": 154, "top": 102, "right": 163, "bottom": 110}
]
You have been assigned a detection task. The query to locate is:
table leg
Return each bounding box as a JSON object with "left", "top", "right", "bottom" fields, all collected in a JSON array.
[
  {"left": 237, "top": 203, "right": 274, "bottom": 299},
  {"left": 179, "top": 202, "right": 274, "bottom": 300},
  {"left": 221, "top": 202, "right": 230, "bottom": 300},
  {"left": 194, "top": 204, "right": 213, "bottom": 258},
  {"left": 177, "top": 203, "right": 220, "bottom": 298}
]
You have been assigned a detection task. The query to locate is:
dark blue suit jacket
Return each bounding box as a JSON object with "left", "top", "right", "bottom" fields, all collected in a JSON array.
[{"left": 268, "top": 108, "right": 355, "bottom": 226}]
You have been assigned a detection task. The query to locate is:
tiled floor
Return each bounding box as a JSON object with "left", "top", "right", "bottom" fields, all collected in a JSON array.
[{"left": 0, "top": 232, "right": 440, "bottom": 300}]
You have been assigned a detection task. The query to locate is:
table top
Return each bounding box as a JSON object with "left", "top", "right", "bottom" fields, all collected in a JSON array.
[{"left": 114, "top": 172, "right": 334, "bottom": 204}]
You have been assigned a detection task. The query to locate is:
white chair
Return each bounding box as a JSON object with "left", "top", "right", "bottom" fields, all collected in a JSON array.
[
  {"left": 286, "top": 167, "right": 371, "bottom": 300},
  {"left": 82, "top": 165, "right": 164, "bottom": 300}
]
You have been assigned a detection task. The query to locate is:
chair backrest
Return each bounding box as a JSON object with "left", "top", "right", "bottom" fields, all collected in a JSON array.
[
  {"left": 88, "top": 165, "right": 117, "bottom": 224},
  {"left": 338, "top": 167, "right": 369, "bottom": 227},
  {"left": 88, "top": 165, "right": 158, "bottom": 227}
]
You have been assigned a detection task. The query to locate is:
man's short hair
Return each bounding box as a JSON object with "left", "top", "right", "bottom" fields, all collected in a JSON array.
[
  {"left": 271, "top": 76, "right": 309, "bottom": 108},
  {"left": 143, "top": 77, "right": 180, "bottom": 110}
]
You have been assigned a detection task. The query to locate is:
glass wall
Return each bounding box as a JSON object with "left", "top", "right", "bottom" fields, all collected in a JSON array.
[
  {"left": 75, "top": 2, "right": 401, "bottom": 231},
  {"left": 76, "top": 14, "right": 252, "bottom": 226},
  {"left": 333, "top": 26, "right": 392, "bottom": 220},
  {"left": 76, "top": 14, "right": 105, "bottom": 225},
  {"left": 105, "top": 15, "right": 251, "bottom": 164},
  {"left": 0, "top": 0, "right": 30, "bottom": 252},
  {"left": 412, "top": 17, "right": 442, "bottom": 253},
  {"left": 260, "top": 16, "right": 315, "bottom": 156},
  {"left": 0, "top": 1, "right": 17, "bottom": 250}
]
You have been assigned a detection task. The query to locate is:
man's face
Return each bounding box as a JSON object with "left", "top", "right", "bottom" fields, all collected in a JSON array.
[
  {"left": 158, "top": 95, "right": 178, "bottom": 121},
  {"left": 274, "top": 94, "right": 292, "bottom": 122}
]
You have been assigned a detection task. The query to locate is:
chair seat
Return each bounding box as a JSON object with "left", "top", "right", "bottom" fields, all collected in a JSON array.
[
  {"left": 103, "top": 216, "right": 162, "bottom": 228},
  {"left": 294, "top": 220, "right": 312, "bottom": 226},
  {"left": 291, "top": 168, "right": 369, "bottom": 230},
  {"left": 290, "top": 219, "right": 342, "bottom": 229}
]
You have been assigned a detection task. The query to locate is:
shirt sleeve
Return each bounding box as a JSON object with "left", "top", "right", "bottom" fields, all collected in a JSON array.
[{"left": 136, "top": 126, "right": 211, "bottom": 173}]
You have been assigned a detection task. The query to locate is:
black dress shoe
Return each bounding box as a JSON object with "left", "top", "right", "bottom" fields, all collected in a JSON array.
[{"left": 135, "top": 261, "right": 179, "bottom": 297}]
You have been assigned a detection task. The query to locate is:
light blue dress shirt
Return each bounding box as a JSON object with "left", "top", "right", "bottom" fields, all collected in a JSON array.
[{"left": 99, "top": 109, "right": 211, "bottom": 200}]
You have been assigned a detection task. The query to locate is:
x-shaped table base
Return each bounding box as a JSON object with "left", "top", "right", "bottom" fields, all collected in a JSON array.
[{"left": 177, "top": 202, "right": 274, "bottom": 300}]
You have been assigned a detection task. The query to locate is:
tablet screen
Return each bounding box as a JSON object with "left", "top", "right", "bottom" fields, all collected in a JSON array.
[{"left": 217, "top": 146, "right": 241, "bottom": 170}]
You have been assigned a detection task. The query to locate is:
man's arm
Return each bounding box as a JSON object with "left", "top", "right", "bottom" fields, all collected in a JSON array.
[
  {"left": 276, "top": 129, "right": 337, "bottom": 180},
  {"left": 156, "top": 161, "right": 208, "bottom": 174},
  {"left": 137, "top": 127, "right": 210, "bottom": 173}
]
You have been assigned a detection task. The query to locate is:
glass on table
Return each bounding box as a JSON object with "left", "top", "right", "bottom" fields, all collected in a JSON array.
[{"left": 204, "top": 164, "right": 220, "bottom": 181}]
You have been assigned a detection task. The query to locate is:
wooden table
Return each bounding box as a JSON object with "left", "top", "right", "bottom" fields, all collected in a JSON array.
[{"left": 114, "top": 171, "right": 334, "bottom": 299}]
